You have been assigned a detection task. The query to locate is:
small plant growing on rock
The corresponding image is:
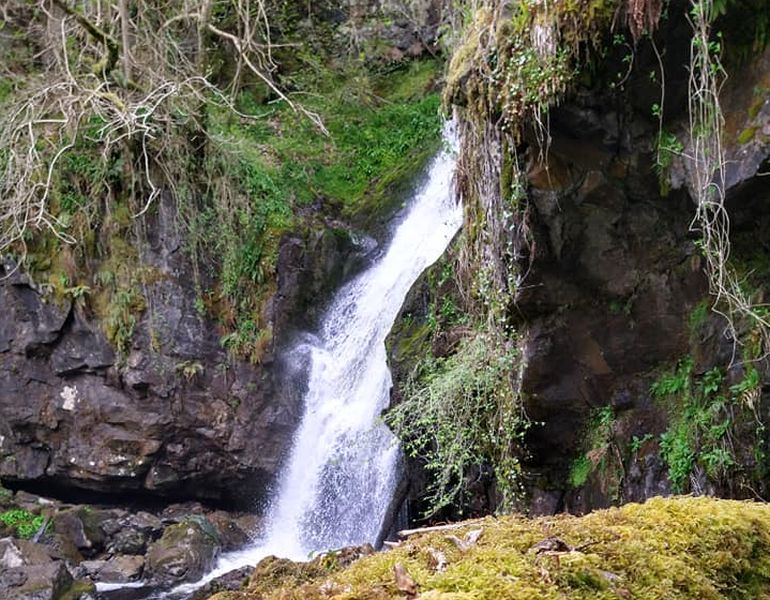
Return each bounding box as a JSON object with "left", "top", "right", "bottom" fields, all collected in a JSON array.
[
  {"left": 176, "top": 361, "right": 204, "bottom": 381},
  {"left": 0, "top": 509, "right": 47, "bottom": 539}
]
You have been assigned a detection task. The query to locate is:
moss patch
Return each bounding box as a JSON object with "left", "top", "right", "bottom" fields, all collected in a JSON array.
[{"left": 210, "top": 497, "right": 770, "bottom": 600}]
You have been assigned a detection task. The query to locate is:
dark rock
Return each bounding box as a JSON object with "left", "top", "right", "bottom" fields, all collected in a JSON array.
[
  {"left": 108, "top": 528, "right": 148, "bottom": 556},
  {"left": 77, "top": 555, "right": 144, "bottom": 583},
  {"left": 13, "top": 491, "right": 60, "bottom": 514},
  {"left": 189, "top": 565, "right": 254, "bottom": 600},
  {"left": 52, "top": 507, "right": 118, "bottom": 556},
  {"left": 0, "top": 537, "right": 91, "bottom": 600},
  {"left": 42, "top": 533, "right": 84, "bottom": 565},
  {"left": 207, "top": 511, "right": 259, "bottom": 551},
  {"left": 145, "top": 520, "right": 220, "bottom": 585},
  {"left": 0, "top": 537, "right": 54, "bottom": 567},
  {"left": 0, "top": 561, "right": 74, "bottom": 600},
  {"left": 0, "top": 189, "right": 363, "bottom": 507}
]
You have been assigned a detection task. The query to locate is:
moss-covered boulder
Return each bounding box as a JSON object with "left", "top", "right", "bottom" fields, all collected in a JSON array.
[
  {"left": 210, "top": 497, "right": 770, "bottom": 599},
  {"left": 146, "top": 519, "right": 220, "bottom": 586}
]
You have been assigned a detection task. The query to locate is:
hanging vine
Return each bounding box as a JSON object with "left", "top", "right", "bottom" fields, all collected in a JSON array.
[{"left": 686, "top": 0, "right": 770, "bottom": 361}]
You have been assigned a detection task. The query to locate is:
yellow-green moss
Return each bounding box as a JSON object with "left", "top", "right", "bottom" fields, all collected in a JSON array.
[
  {"left": 737, "top": 127, "right": 757, "bottom": 144},
  {"left": 443, "top": 0, "right": 618, "bottom": 134},
  {"left": 211, "top": 497, "right": 770, "bottom": 600}
]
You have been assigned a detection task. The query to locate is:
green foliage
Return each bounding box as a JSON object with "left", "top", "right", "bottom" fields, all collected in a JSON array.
[
  {"left": 689, "top": 299, "right": 711, "bottom": 337},
  {"left": 568, "top": 406, "right": 620, "bottom": 497},
  {"left": 220, "top": 320, "right": 272, "bottom": 365},
  {"left": 104, "top": 287, "right": 146, "bottom": 355},
  {"left": 0, "top": 509, "right": 46, "bottom": 539},
  {"left": 654, "top": 129, "right": 684, "bottom": 196},
  {"left": 175, "top": 360, "right": 204, "bottom": 381},
  {"left": 444, "top": 0, "right": 617, "bottom": 135},
  {"left": 569, "top": 455, "right": 592, "bottom": 488},
  {"left": 659, "top": 423, "right": 696, "bottom": 493},
  {"left": 191, "top": 59, "right": 443, "bottom": 362},
  {"left": 652, "top": 358, "right": 759, "bottom": 492},
  {"left": 629, "top": 433, "right": 654, "bottom": 453},
  {"left": 385, "top": 330, "right": 527, "bottom": 516},
  {"left": 651, "top": 357, "right": 692, "bottom": 399}
]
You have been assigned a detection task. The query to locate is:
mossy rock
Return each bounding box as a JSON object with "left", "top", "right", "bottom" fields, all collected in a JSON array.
[{"left": 209, "top": 497, "right": 770, "bottom": 599}]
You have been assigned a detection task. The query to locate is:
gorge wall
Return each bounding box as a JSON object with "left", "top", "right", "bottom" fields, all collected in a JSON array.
[
  {"left": 2, "top": 0, "right": 770, "bottom": 540},
  {"left": 0, "top": 0, "right": 444, "bottom": 510},
  {"left": 388, "top": 0, "right": 770, "bottom": 522}
]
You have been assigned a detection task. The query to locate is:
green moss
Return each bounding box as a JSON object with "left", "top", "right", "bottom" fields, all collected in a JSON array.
[
  {"left": 444, "top": 0, "right": 618, "bottom": 133},
  {"left": 59, "top": 580, "right": 96, "bottom": 600},
  {"left": 211, "top": 497, "right": 770, "bottom": 600},
  {"left": 737, "top": 126, "right": 757, "bottom": 144},
  {"left": 568, "top": 407, "right": 620, "bottom": 498},
  {"left": 569, "top": 455, "right": 592, "bottom": 488},
  {"left": 689, "top": 299, "right": 711, "bottom": 337}
]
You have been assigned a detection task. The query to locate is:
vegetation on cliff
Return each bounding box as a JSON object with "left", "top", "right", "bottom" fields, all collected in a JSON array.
[
  {"left": 0, "top": 1, "right": 443, "bottom": 361},
  {"left": 386, "top": 0, "right": 770, "bottom": 517},
  {"left": 210, "top": 496, "right": 770, "bottom": 599}
]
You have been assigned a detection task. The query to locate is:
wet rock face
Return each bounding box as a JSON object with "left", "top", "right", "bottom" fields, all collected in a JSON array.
[
  {"left": 0, "top": 190, "right": 368, "bottom": 506},
  {"left": 0, "top": 254, "right": 286, "bottom": 506},
  {"left": 516, "top": 113, "right": 706, "bottom": 507},
  {"left": 516, "top": 46, "right": 770, "bottom": 512}
]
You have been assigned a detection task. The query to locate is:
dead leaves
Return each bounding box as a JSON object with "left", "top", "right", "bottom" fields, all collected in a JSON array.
[
  {"left": 394, "top": 562, "right": 417, "bottom": 597},
  {"left": 445, "top": 528, "right": 483, "bottom": 553},
  {"left": 426, "top": 547, "right": 447, "bottom": 572}
]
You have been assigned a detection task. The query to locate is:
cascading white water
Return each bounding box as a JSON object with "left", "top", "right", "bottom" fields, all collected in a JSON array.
[{"left": 163, "top": 124, "right": 461, "bottom": 597}]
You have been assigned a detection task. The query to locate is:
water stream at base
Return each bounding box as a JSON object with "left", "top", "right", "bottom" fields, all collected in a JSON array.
[{"left": 101, "top": 124, "right": 461, "bottom": 599}]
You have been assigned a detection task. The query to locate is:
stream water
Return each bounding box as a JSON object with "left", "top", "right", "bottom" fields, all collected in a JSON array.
[{"left": 100, "top": 123, "right": 461, "bottom": 599}]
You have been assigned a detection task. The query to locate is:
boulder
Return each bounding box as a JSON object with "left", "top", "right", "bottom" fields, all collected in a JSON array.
[
  {"left": 190, "top": 565, "right": 254, "bottom": 600},
  {"left": 146, "top": 520, "right": 220, "bottom": 585},
  {"left": 77, "top": 555, "right": 144, "bottom": 583},
  {"left": 206, "top": 511, "right": 260, "bottom": 551},
  {"left": 0, "top": 561, "right": 74, "bottom": 600},
  {"left": 0, "top": 537, "right": 92, "bottom": 600}
]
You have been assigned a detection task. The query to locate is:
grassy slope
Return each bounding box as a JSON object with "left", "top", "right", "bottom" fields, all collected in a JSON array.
[
  {"left": 201, "top": 58, "right": 443, "bottom": 359},
  {"left": 211, "top": 497, "right": 770, "bottom": 599},
  {"left": 5, "top": 58, "right": 443, "bottom": 361}
]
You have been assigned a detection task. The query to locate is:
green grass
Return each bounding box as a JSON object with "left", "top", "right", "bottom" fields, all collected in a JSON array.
[
  {"left": 194, "top": 59, "right": 443, "bottom": 361},
  {"left": 216, "top": 58, "right": 443, "bottom": 219}
]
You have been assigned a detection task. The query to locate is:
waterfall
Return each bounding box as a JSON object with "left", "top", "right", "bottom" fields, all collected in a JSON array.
[{"left": 165, "top": 124, "right": 461, "bottom": 597}]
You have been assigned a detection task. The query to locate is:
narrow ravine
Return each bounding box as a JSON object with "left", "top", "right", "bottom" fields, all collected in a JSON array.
[{"left": 121, "top": 125, "right": 462, "bottom": 599}]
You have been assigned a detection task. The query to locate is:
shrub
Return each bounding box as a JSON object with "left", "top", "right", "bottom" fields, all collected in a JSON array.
[{"left": 386, "top": 330, "right": 527, "bottom": 516}]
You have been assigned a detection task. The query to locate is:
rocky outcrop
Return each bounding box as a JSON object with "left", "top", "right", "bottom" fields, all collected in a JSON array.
[
  {"left": 342, "top": 0, "right": 445, "bottom": 61},
  {"left": 0, "top": 487, "right": 261, "bottom": 596},
  {"left": 0, "top": 536, "right": 94, "bottom": 600},
  {"left": 387, "top": 11, "right": 770, "bottom": 519},
  {"left": 0, "top": 188, "right": 373, "bottom": 508},
  {"left": 518, "top": 42, "right": 770, "bottom": 513}
]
